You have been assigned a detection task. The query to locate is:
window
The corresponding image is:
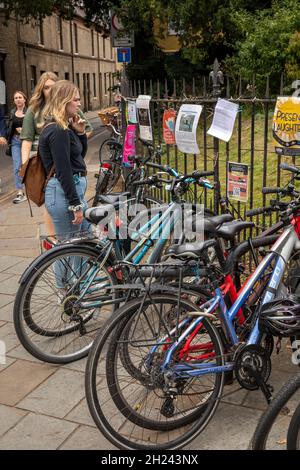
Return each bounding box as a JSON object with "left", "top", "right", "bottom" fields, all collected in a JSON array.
[
  {"left": 76, "top": 73, "right": 80, "bottom": 89},
  {"left": 30, "top": 65, "right": 37, "bottom": 91},
  {"left": 103, "top": 37, "right": 106, "bottom": 58},
  {"left": 74, "top": 23, "right": 78, "bottom": 53},
  {"left": 57, "top": 16, "right": 63, "bottom": 50},
  {"left": 93, "top": 73, "right": 96, "bottom": 97},
  {"left": 65, "top": 72, "right": 70, "bottom": 80},
  {"left": 37, "top": 18, "right": 44, "bottom": 45},
  {"left": 91, "top": 30, "right": 95, "bottom": 57},
  {"left": 104, "top": 73, "right": 107, "bottom": 94}
]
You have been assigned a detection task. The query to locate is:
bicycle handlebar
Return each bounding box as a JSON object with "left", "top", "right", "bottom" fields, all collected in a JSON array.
[
  {"left": 262, "top": 187, "right": 282, "bottom": 195},
  {"left": 280, "top": 163, "right": 300, "bottom": 174},
  {"left": 246, "top": 206, "right": 273, "bottom": 217}
]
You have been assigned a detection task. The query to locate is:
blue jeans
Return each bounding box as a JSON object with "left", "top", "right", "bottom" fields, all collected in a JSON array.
[
  {"left": 11, "top": 136, "right": 23, "bottom": 190},
  {"left": 45, "top": 176, "right": 90, "bottom": 288}
]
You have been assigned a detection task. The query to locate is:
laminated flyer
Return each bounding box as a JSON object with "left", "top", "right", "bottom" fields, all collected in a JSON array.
[
  {"left": 273, "top": 96, "right": 300, "bottom": 156},
  {"left": 227, "top": 162, "right": 249, "bottom": 203},
  {"left": 175, "top": 104, "right": 202, "bottom": 154},
  {"left": 207, "top": 99, "right": 239, "bottom": 142},
  {"left": 127, "top": 100, "right": 137, "bottom": 124},
  {"left": 163, "top": 109, "right": 176, "bottom": 145},
  {"left": 136, "top": 95, "right": 153, "bottom": 141}
]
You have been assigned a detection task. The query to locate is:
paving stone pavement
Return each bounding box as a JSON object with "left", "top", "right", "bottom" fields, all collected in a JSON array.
[{"left": 0, "top": 133, "right": 299, "bottom": 450}]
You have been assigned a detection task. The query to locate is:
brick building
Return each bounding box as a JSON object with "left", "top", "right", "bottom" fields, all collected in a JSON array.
[{"left": 0, "top": 8, "right": 119, "bottom": 111}]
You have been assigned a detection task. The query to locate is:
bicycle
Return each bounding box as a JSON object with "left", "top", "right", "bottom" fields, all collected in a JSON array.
[
  {"left": 85, "top": 192, "right": 300, "bottom": 449},
  {"left": 13, "top": 169, "right": 215, "bottom": 364}
]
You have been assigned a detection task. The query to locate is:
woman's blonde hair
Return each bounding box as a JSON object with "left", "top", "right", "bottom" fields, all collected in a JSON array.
[
  {"left": 42, "top": 80, "right": 79, "bottom": 129},
  {"left": 28, "top": 71, "right": 59, "bottom": 114}
]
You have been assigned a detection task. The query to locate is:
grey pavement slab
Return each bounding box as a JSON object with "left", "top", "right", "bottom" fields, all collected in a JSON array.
[
  {"left": 0, "top": 322, "right": 22, "bottom": 352},
  {"left": 0, "top": 404, "right": 28, "bottom": 437},
  {"left": 0, "top": 224, "right": 37, "bottom": 239},
  {"left": 0, "top": 275, "right": 20, "bottom": 295},
  {"left": 0, "top": 359, "right": 56, "bottom": 406},
  {"left": 0, "top": 412, "right": 78, "bottom": 450},
  {"left": 2, "top": 259, "right": 31, "bottom": 276},
  {"left": 0, "top": 256, "right": 24, "bottom": 273},
  {"left": 59, "top": 424, "right": 116, "bottom": 450},
  {"left": 0, "top": 357, "right": 16, "bottom": 373},
  {"left": 7, "top": 344, "right": 44, "bottom": 363},
  {"left": 187, "top": 402, "right": 262, "bottom": 450},
  {"left": 65, "top": 397, "right": 96, "bottom": 427},
  {"left": 0, "top": 295, "right": 14, "bottom": 309},
  {"left": 18, "top": 368, "right": 85, "bottom": 419},
  {"left": 0, "top": 301, "right": 14, "bottom": 323},
  {"left": 0, "top": 272, "right": 15, "bottom": 283}
]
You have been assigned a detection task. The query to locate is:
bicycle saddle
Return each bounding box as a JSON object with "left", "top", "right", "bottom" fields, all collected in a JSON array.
[
  {"left": 85, "top": 204, "right": 121, "bottom": 224},
  {"left": 206, "top": 214, "right": 233, "bottom": 226},
  {"left": 215, "top": 221, "right": 255, "bottom": 241},
  {"left": 97, "top": 192, "right": 131, "bottom": 204},
  {"left": 165, "top": 239, "right": 217, "bottom": 259}
]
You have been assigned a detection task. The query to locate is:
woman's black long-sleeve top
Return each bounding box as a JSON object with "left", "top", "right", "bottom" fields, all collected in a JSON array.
[{"left": 39, "top": 123, "right": 88, "bottom": 206}]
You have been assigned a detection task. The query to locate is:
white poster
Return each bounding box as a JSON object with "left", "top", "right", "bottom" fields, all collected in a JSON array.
[
  {"left": 127, "top": 100, "right": 137, "bottom": 124},
  {"left": 207, "top": 98, "right": 239, "bottom": 142},
  {"left": 175, "top": 104, "right": 202, "bottom": 154},
  {"left": 136, "top": 95, "right": 153, "bottom": 141}
]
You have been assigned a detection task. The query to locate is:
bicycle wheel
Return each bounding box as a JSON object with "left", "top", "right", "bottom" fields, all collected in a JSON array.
[
  {"left": 85, "top": 294, "right": 224, "bottom": 450},
  {"left": 14, "top": 244, "right": 118, "bottom": 364},
  {"left": 99, "top": 139, "right": 122, "bottom": 192},
  {"left": 287, "top": 398, "right": 300, "bottom": 449},
  {"left": 252, "top": 373, "right": 300, "bottom": 449}
]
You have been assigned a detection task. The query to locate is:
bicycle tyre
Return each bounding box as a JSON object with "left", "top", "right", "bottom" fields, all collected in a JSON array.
[
  {"left": 287, "top": 398, "right": 300, "bottom": 449},
  {"left": 14, "top": 244, "right": 118, "bottom": 364},
  {"left": 251, "top": 373, "right": 300, "bottom": 449},
  {"left": 85, "top": 294, "right": 224, "bottom": 450}
]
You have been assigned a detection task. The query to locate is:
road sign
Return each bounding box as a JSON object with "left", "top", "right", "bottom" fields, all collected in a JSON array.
[
  {"left": 112, "top": 32, "right": 135, "bottom": 47},
  {"left": 117, "top": 47, "right": 131, "bottom": 63}
]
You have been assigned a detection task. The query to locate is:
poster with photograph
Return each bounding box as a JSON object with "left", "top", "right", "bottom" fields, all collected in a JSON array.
[
  {"left": 227, "top": 162, "right": 249, "bottom": 203},
  {"left": 175, "top": 104, "right": 202, "bottom": 154},
  {"left": 273, "top": 96, "right": 300, "bottom": 156},
  {"left": 163, "top": 109, "right": 176, "bottom": 145},
  {"left": 127, "top": 100, "right": 137, "bottom": 124},
  {"left": 136, "top": 95, "right": 153, "bottom": 141},
  {"left": 207, "top": 99, "right": 239, "bottom": 142}
]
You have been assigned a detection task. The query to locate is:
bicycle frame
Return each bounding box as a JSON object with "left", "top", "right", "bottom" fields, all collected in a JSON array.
[{"left": 158, "top": 221, "right": 300, "bottom": 377}]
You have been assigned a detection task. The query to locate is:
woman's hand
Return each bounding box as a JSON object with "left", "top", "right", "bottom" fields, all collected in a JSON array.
[
  {"left": 71, "top": 114, "right": 86, "bottom": 134},
  {"left": 72, "top": 210, "right": 84, "bottom": 225},
  {"left": 0, "top": 137, "right": 7, "bottom": 145}
]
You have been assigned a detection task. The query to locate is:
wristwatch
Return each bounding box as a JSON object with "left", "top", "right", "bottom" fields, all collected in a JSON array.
[{"left": 68, "top": 203, "right": 84, "bottom": 212}]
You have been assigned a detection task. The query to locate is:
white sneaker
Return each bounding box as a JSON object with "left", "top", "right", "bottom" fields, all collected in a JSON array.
[{"left": 13, "top": 192, "right": 27, "bottom": 204}]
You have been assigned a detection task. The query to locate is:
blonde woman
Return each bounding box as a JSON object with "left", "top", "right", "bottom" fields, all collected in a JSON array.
[
  {"left": 39, "top": 80, "right": 89, "bottom": 239},
  {"left": 20, "top": 72, "right": 92, "bottom": 242}
]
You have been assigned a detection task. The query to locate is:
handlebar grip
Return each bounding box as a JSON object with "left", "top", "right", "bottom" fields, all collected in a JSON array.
[
  {"left": 146, "top": 162, "right": 165, "bottom": 170},
  {"left": 246, "top": 207, "right": 266, "bottom": 217},
  {"left": 199, "top": 170, "right": 215, "bottom": 177},
  {"left": 262, "top": 187, "right": 282, "bottom": 195},
  {"left": 280, "top": 163, "right": 300, "bottom": 174}
]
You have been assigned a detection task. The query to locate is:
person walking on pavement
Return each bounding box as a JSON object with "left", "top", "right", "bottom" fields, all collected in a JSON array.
[
  {"left": 39, "top": 80, "right": 90, "bottom": 241},
  {"left": 0, "top": 90, "right": 28, "bottom": 203}
]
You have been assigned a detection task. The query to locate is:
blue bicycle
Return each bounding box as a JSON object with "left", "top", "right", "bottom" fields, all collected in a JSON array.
[{"left": 85, "top": 194, "right": 300, "bottom": 449}]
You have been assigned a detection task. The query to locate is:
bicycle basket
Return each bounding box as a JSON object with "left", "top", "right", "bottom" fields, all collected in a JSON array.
[
  {"left": 259, "top": 296, "right": 300, "bottom": 337},
  {"left": 98, "top": 107, "right": 119, "bottom": 125}
]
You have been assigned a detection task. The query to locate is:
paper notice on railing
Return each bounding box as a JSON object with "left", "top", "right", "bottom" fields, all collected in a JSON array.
[
  {"left": 208, "top": 99, "right": 239, "bottom": 142},
  {"left": 136, "top": 95, "right": 153, "bottom": 141},
  {"left": 175, "top": 104, "right": 202, "bottom": 154},
  {"left": 127, "top": 100, "right": 137, "bottom": 124}
]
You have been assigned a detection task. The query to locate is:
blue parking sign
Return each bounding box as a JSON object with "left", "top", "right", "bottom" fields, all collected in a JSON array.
[{"left": 117, "top": 47, "right": 131, "bottom": 63}]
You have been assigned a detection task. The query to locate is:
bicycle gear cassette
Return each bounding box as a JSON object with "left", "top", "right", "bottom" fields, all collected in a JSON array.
[{"left": 234, "top": 344, "right": 271, "bottom": 391}]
